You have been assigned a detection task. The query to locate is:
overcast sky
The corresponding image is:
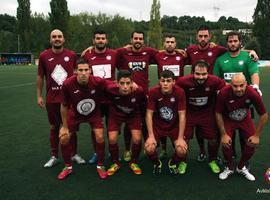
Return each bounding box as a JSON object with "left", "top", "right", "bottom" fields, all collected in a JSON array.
[{"left": 1, "top": 0, "right": 257, "bottom": 22}]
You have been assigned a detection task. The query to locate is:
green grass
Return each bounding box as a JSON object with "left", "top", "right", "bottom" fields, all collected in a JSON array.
[{"left": 0, "top": 65, "right": 270, "bottom": 200}]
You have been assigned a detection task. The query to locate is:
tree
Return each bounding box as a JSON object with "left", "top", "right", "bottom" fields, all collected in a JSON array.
[
  {"left": 17, "top": 0, "right": 32, "bottom": 52},
  {"left": 49, "top": 0, "right": 70, "bottom": 36},
  {"left": 253, "top": 0, "right": 270, "bottom": 59},
  {"left": 148, "top": 0, "right": 162, "bottom": 49}
]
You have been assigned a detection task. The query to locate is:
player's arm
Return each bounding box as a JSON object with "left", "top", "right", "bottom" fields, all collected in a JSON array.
[
  {"left": 215, "top": 112, "right": 231, "bottom": 148},
  {"left": 243, "top": 49, "right": 259, "bottom": 61},
  {"left": 175, "top": 110, "right": 187, "bottom": 153},
  {"left": 81, "top": 46, "right": 93, "bottom": 57},
  {"left": 145, "top": 109, "right": 157, "bottom": 146},
  {"left": 36, "top": 74, "right": 45, "bottom": 109},
  {"left": 59, "top": 103, "right": 70, "bottom": 145}
]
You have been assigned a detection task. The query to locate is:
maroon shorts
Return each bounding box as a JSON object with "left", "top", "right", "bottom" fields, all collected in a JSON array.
[
  {"left": 46, "top": 103, "right": 61, "bottom": 126},
  {"left": 224, "top": 117, "right": 255, "bottom": 139},
  {"left": 108, "top": 113, "right": 142, "bottom": 132},
  {"left": 184, "top": 111, "right": 218, "bottom": 140},
  {"left": 153, "top": 126, "right": 178, "bottom": 142},
  {"left": 68, "top": 115, "right": 104, "bottom": 133}
]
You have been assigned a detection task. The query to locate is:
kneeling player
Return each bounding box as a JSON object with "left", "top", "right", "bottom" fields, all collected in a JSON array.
[
  {"left": 216, "top": 73, "right": 268, "bottom": 181},
  {"left": 58, "top": 58, "right": 107, "bottom": 180},
  {"left": 105, "top": 70, "right": 146, "bottom": 176},
  {"left": 145, "top": 70, "right": 187, "bottom": 175}
]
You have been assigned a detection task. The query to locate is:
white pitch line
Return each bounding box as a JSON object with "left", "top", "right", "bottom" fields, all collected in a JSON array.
[{"left": 0, "top": 82, "right": 35, "bottom": 89}]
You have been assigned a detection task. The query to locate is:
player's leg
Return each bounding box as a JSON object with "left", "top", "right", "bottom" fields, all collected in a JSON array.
[{"left": 129, "top": 129, "right": 142, "bottom": 175}]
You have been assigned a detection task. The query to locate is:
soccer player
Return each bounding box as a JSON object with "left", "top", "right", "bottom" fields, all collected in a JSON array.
[
  {"left": 214, "top": 31, "right": 262, "bottom": 160},
  {"left": 216, "top": 73, "right": 268, "bottom": 181},
  {"left": 176, "top": 60, "right": 226, "bottom": 174},
  {"left": 105, "top": 70, "right": 146, "bottom": 176},
  {"left": 145, "top": 70, "right": 187, "bottom": 175},
  {"left": 154, "top": 35, "right": 187, "bottom": 159},
  {"left": 36, "top": 29, "right": 85, "bottom": 168},
  {"left": 83, "top": 30, "right": 119, "bottom": 164},
  {"left": 57, "top": 58, "right": 108, "bottom": 180}
]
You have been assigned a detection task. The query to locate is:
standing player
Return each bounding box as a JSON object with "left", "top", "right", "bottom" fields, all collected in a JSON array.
[
  {"left": 105, "top": 70, "right": 146, "bottom": 176},
  {"left": 83, "top": 30, "right": 118, "bottom": 164},
  {"left": 36, "top": 29, "right": 85, "bottom": 168},
  {"left": 176, "top": 60, "right": 226, "bottom": 174},
  {"left": 214, "top": 31, "right": 262, "bottom": 159},
  {"left": 216, "top": 73, "right": 268, "bottom": 181},
  {"left": 145, "top": 70, "right": 187, "bottom": 175},
  {"left": 154, "top": 35, "right": 187, "bottom": 159},
  {"left": 58, "top": 58, "right": 107, "bottom": 180}
]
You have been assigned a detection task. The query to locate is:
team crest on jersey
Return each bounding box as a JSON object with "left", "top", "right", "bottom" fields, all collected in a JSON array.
[
  {"left": 205, "top": 87, "right": 210, "bottom": 91},
  {"left": 264, "top": 168, "right": 270, "bottom": 184},
  {"left": 106, "top": 55, "right": 112, "bottom": 60},
  {"left": 159, "top": 107, "right": 173, "bottom": 121},
  {"left": 131, "top": 98, "right": 136, "bottom": 103},
  {"left": 91, "top": 89, "right": 96, "bottom": 94},
  {"left": 229, "top": 108, "right": 247, "bottom": 121},
  {"left": 176, "top": 56, "right": 180, "bottom": 61},
  {"left": 76, "top": 99, "right": 95, "bottom": 116},
  {"left": 170, "top": 97, "right": 175, "bottom": 102},
  {"left": 238, "top": 60, "right": 244, "bottom": 65},
  {"left": 64, "top": 56, "right": 70, "bottom": 62},
  {"left": 208, "top": 52, "right": 213, "bottom": 57}
]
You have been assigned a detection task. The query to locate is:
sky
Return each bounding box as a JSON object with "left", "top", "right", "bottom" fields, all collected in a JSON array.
[{"left": 0, "top": 0, "right": 257, "bottom": 22}]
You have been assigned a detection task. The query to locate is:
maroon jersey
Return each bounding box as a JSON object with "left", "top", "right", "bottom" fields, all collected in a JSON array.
[
  {"left": 38, "top": 48, "right": 76, "bottom": 103},
  {"left": 117, "top": 47, "right": 158, "bottom": 92},
  {"left": 177, "top": 74, "right": 226, "bottom": 112},
  {"left": 155, "top": 51, "right": 186, "bottom": 79},
  {"left": 147, "top": 85, "right": 186, "bottom": 131},
  {"left": 105, "top": 82, "right": 146, "bottom": 118},
  {"left": 216, "top": 85, "right": 267, "bottom": 122},
  {"left": 83, "top": 48, "right": 118, "bottom": 81},
  {"left": 186, "top": 45, "right": 227, "bottom": 74},
  {"left": 62, "top": 75, "right": 106, "bottom": 121}
]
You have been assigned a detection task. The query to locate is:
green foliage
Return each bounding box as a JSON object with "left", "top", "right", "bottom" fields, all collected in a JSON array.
[
  {"left": 49, "top": 0, "right": 70, "bottom": 35},
  {"left": 16, "top": 0, "right": 32, "bottom": 52},
  {"left": 253, "top": 0, "right": 270, "bottom": 59}
]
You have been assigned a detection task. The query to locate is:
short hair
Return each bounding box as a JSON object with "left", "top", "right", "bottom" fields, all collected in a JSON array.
[
  {"left": 193, "top": 59, "right": 209, "bottom": 70},
  {"left": 160, "top": 70, "right": 175, "bottom": 80},
  {"left": 163, "top": 34, "right": 176, "bottom": 41},
  {"left": 93, "top": 30, "right": 107, "bottom": 39},
  {"left": 131, "top": 31, "right": 144, "bottom": 39},
  {"left": 76, "top": 57, "right": 89, "bottom": 68},
  {"left": 226, "top": 31, "right": 242, "bottom": 42},
  {"left": 197, "top": 25, "right": 211, "bottom": 33},
  {"left": 117, "top": 70, "right": 132, "bottom": 81}
]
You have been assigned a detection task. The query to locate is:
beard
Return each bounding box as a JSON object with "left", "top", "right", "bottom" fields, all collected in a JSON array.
[
  {"left": 229, "top": 45, "right": 241, "bottom": 53},
  {"left": 95, "top": 43, "right": 106, "bottom": 51},
  {"left": 133, "top": 42, "right": 142, "bottom": 50}
]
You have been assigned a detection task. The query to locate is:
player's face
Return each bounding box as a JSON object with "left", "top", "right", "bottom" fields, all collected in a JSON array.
[
  {"left": 131, "top": 33, "right": 144, "bottom": 50},
  {"left": 231, "top": 79, "right": 247, "bottom": 97},
  {"left": 93, "top": 34, "right": 107, "bottom": 50},
  {"left": 164, "top": 37, "right": 176, "bottom": 53},
  {"left": 118, "top": 77, "right": 132, "bottom": 95},
  {"left": 194, "top": 66, "right": 208, "bottom": 84},
  {"left": 76, "top": 64, "right": 90, "bottom": 85},
  {"left": 196, "top": 30, "right": 211, "bottom": 48},
  {"left": 159, "top": 77, "right": 175, "bottom": 94},
  {"left": 50, "top": 30, "right": 65, "bottom": 49},
  {"left": 227, "top": 35, "right": 241, "bottom": 53}
]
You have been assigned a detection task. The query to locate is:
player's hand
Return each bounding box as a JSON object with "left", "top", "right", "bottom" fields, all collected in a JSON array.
[
  {"left": 209, "top": 42, "right": 216, "bottom": 48},
  {"left": 144, "top": 137, "right": 157, "bottom": 151},
  {"left": 174, "top": 138, "right": 188, "bottom": 154},
  {"left": 123, "top": 44, "right": 132, "bottom": 50},
  {"left": 249, "top": 50, "right": 259, "bottom": 61},
  {"left": 131, "top": 82, "right": 139, "bottom": 91},
  {"left": 251, "top": 84, "right": 262, "bottom": 96},
  {"left": 37, "top": 96, "right": 45, "bottom": 109},
  {"left": 247, "top": 135, "right": 259, "bottom": 147},
  {"left": 59, "top": 127, "right": 70, "bottom": 146},
  {"left": 81, "top": 46, "right": 93, "bottom": 57},
  {"left": 221, "top": 134, "right": 232, "bottom": 148},
  {"left": 175, "top": 49, "right": 187, "bottom": 58}
]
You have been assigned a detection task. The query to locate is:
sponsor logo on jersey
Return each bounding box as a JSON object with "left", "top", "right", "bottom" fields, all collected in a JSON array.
[
  {"left": 128, "top": 61, "right": 146, "bottom": 71},
  {"left": 224, "top": 72, "right": 238, "bottom": 80},
  {"left": 91, "top": 56, "right": 96, "bottom": 60},
  {"left": 193, "top": 51, "right": 198, "bottom": 55},
  {"left": 76, "top": 99, "right": 95, "bottom": 116},
  {"left": 64, "top": 56, "right": 70, "bottom": 62},
  {"left": 162, "top": 65, "right": 180, "bottom": 76},
  {"left": 188, "top": 97, "right": 208, "bottom": 106},
  {"left": 229, "top": 100, "right": 235, "bottom": 103},
  {"left": 224, "top": 60, "right": 229, "bottom": 63},
  {"left": 92, "top": 64, "right": 112, "bottom": 78},
  {"left": 229, "top": 108, "right": 247, "bottom": 121},
  {"left": 73, "top": 90, "right": 79, "bottom": 94},
  {"left": 163, "top": 56, "right": 168, "bottom": 60},
  {"left": 158, "top": 98, "right": 163, "bottom": 101},
  {"left": 48, "top": 58, "right": 54, "bottom": 62},
  {"left": 159, "top": 107, "right": 173, "bottom": 121},
  {"left": 51, "top": 64, "right": 68, "bottom": 86}
]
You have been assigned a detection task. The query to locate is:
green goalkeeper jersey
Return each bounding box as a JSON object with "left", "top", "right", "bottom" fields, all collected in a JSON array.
[{"left": 213, "top": 50, "right": 258, "bottom": 84}]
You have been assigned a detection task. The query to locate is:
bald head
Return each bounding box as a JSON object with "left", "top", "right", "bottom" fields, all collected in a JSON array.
[
  {"left": 50, "top": 29, "right": 65, "bottom": 51},
  {"left": 231, "top": 73, "right": 247, "bottom": 97}
]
